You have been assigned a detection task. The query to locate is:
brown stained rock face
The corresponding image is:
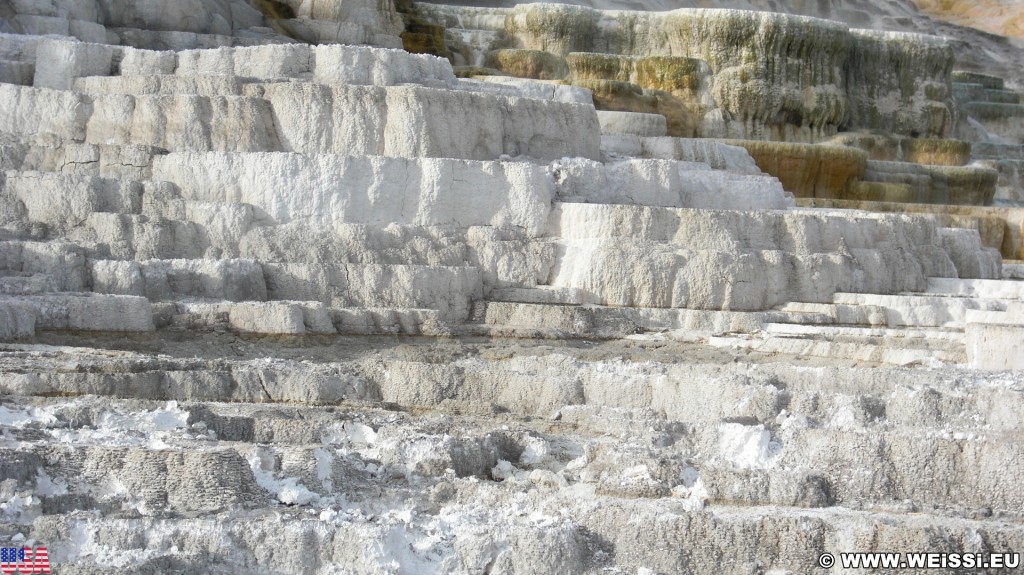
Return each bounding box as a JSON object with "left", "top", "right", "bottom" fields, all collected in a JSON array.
[
  {"left": 826, "top": 133, "right": 973, "bottom": 166},
  {"left": 484, "top": 48, "right": 569, "bottom": 80},
  {"left": 568, "top": 53, "right": 711, "bottom": 136},
  {"left": 719, "top": 140, "right": 868, "bottom": 199},
  {"left": 573, "top": 78, "right": 697, "bottom": 137},
  {"left": 849, "top": 181, "right": 919, "bottom": 203}
]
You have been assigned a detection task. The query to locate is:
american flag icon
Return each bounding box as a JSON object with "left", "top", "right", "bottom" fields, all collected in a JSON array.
[{"left": 0, "top": 547, "right": 50, "bottom": 574}]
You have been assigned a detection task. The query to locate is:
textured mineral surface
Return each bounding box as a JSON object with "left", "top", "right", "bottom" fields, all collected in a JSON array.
[{"left": 0, "top": 0, "right": 1023, "bottom": 573}]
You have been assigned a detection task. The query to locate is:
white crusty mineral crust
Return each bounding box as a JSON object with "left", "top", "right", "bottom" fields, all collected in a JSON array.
[{"left": 152, "top": 152, "right": 556, "bottom": 236}]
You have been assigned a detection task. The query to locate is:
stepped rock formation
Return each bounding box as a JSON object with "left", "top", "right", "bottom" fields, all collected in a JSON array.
[{"left": 0, "top": 0, "right": 1023, "bottom": 574}]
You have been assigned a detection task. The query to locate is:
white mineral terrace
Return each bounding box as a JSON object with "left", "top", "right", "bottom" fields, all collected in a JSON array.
[{"left": 0, "top": 0, "right": 1022, "bottom": 573}]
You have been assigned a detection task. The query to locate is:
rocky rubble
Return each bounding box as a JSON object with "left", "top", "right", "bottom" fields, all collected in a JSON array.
[{"left": 0, "top": 0, "right": 1022, "bottom": 573}]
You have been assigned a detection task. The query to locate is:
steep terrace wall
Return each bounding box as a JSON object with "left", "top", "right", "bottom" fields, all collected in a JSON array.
[{"left": 420, "top": 4, "right": 958, "bottom": 141}]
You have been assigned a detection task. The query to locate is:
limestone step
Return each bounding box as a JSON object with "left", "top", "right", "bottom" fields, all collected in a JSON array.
[
  {"left": 471, "top": 75, "right": 593, "bottom": 104},
  {"left": 77, "top": 212, "right": 209, "bottom": 261},
  {"left": 108, "top": 27, "right": 234, "bottom": 51},
  {"left": 952, "top": 71, "right": 1005, "bottom": 90},
  {"left": 1004, "top": 262, "right": 1024, "bottom": 279},
  {"left": 233, "top": 80, "right": 600, "bottom": 161},
  {"left": 831, "top": 292, "right": 1006, "bottom": 327},
  {"left": 0, "top": 240, "right": 89, "bottom": 292},
  {"left": 0, "top": 142, "right": 160, "bottom": 179},
  {"left": 7, "top": 369, "right": 1023, "bottom": 518},
  {"left": 169, "top": 43, "right": 456, "bottom": 86},
  {"left": 972, "top": 141, "right": 1024, "bottom": 160},
  {"left": 553, "top": 158, "right": 792, "bottom": 211},
  {"left": 151, "top": 152, "right": 555, "bottom": 236},
  {"left": 90, "top": 258, "right": 268, "bottom": 302},
  {"left": 936, "top": 227, "right": 1003, "bottom": 279},
  {"left": 452, "top": 77, "right": 529, "bottom": 98},
  {"left": 551, "top": 203, "right": 992, "bottom": 281},
  {"left": 0, "top": 273, "right": 57, "bottom": 295},
  {"left": 965, "top": 302, "right": 1024, "bottom": 326},
  {"left": 966, "top": 304, "right": 1024, "bottom": 370},
  {"left": 156, "top": 299, "right": 333, "bottom": 335},
  {"left": 0, "top": 57, "right": 33, "bottom": 85},
  {"left": 81, "top": 257, "right": 480, "bottom": 325},
  {"left": 965, "top": 102, "right": 1024, "bottom": 121},
  {"left": 74, "top": 73, "right": 243, "bottom": 96},
  {"left": 953, "top": 82, "right": 1022, "bottom": 105},
  {"left": 1, "top": 171, "right": 144, "bottom": 231},
  {"left": 0, "top": 345, "right": 372, "bottom": 403},
  {"left": 3, "top": 80, "right": 600, "bottom": 160},
  {"left": 600, "top": 135, "right": 763, "bottom": 175},
  {"left": 11, "top": 14, "right": 107, "bottom": 44},
  {"left": 953, "top": 82, "right": 990, "bottom": 104},
  {"left": 261, "top": 262, "right": 482, "bottom": 321},
  {"left": 5, "top": 343, "right": 1023, "bottom": 429},
  {"left": 761, "top": 322, "right": 965, "bottom": 345},
  {"left": 925, "top": 277, "right": 1024, "bottom": 299},
  {"left": 862, "top": 160, "right": 998, "bottom": 205},
  {"left": 596, "top": 110, "right": 667, "bottom": 137},
  {"left": 488, "top": 286, "right": 587, "bottom": 305},
  {"left": 981, "top": 89, "right": 1022, "bottom": 105},
  {"left": 0, "top": 292, "right": 153, "bottom": 333},
  {"left": 482, "top": 301, "right": 835, "bottom": 338},
  {"left": 964, "top": 102, "right": 1024, "bottom": 144},
  {"left": 774, "top": 301, "right": 890, "bottom": 326},
  {"left": 163, "top": 302, "right": 443, "bottom": 336},
  {"left": 546, "top": 234, "right": 990, "bottom": 312},
  {"left": 0, "top": 32, "right": 40, "bottom": 62},
  {"left": 86, "top": 92, "right": 280, "bottom": 152},
  {"left": 709, "top": 333, "right": 965, "bottom": 365}
]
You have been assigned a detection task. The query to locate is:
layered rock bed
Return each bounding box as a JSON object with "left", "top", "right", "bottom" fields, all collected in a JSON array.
[{"left": 0, "top": 1, "right": 1023, "bottom": 574}]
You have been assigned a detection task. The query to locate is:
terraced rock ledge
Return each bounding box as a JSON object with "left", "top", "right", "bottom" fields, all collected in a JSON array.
[{"left": 0, "top": 1, "right": 1023, "bottom": 574}]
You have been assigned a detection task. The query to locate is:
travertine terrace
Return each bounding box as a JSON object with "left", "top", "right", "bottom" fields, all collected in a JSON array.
[{"left": 0, "top": 0, "right": 1022, "bottom": 573}]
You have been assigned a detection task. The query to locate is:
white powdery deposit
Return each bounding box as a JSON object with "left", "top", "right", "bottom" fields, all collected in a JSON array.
[
  {"left": 0, "top": 404, "right": 56, "bottom": 428},
  {"left": 95, "top": 401, "right": 189, "bottom": 434},
  {"left": 717, "top": 423, "right": 782, "bottom": 469},
  {"left": 248, "top": 449, "right": 321, "bottom": 506},
  {"left": 48, "top": 401, "right": 192, "bottom": 448}
]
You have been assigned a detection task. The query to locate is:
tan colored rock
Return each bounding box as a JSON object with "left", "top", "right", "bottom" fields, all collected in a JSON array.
[
  {"left": 848, "top": 182, "right": 918, "bottom": 203},
  {"left": 912, "top": 0, "right": 1024, "bottom": 39},
  {"left": 484, "top": 48, "right": 568, "bottom": 80},
  {"left": 719, "top": 140, "right": 867, "bottom": 199},
  {"left": 826, "top": 133, "right": 972, "bottom": 166},
  {"left": 862, "top": 161, "right": 999, "bottom": 205},
  {"left": 572, "top": 78, "right": 695, "bottom": 137},
  {"left": 420, "top": 5, "right": 967, "bottom": 141}
]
